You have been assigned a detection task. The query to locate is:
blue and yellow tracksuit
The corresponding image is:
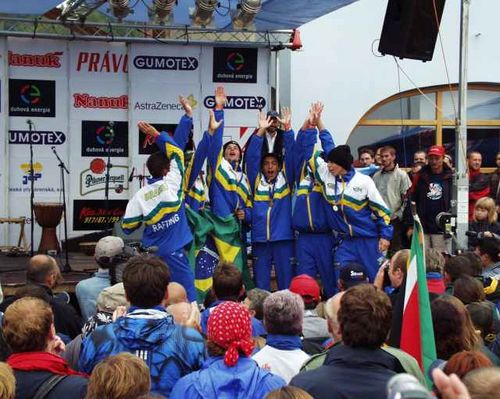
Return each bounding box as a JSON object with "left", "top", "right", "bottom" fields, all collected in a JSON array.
[
  {"left": 207, "top": 109, "right": 251, "bottom": 218},
  {"left": 245, "top": 131, "right": 295, "bottom": 291},
  {"left": 304, "top": 132, "right": 393, "bottom": 281},
  {"left": 121, "top": 132, "right": 196, "bottom": 301},
  {"left": 172, "top": 114, "right": 208, "bottom": 212},
  {"left": 292, "top": 128, "right": 337, "bottom": 298}
]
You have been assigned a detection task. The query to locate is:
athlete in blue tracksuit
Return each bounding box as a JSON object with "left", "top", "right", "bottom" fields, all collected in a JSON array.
[
  {"left": 122, "top": 123, "right": 196, "bottom": 301},
  {"left": 244, "top": 115, "right": 295, "bottom": 291},
  {"left": 302, "top": 131, "right": 393, "bottom": 281},
  {"left": 293, "top": 121, "right": 337, "bottom": 298}
]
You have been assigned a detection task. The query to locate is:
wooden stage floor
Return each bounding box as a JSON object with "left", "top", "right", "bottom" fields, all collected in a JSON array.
[{"left": 0, "top": 252, "right": 97, "bottom": 296}]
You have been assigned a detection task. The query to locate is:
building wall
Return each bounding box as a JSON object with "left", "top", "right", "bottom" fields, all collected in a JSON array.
[{"left": 290, "top": 0, "right": 500, "bottom": 144}]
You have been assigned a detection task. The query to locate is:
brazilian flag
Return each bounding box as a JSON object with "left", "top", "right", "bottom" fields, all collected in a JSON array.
[{"left": 186, "top": 207, "right": 254, "bottom": 302}]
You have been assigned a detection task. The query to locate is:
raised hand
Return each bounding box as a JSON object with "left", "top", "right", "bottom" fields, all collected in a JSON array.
[
  {"left": 278, "top": 107, "right": 292, "bottom": 131},
  {"left": 215, "top": 86, "right": 227, "bottom": 109},
  {"left": 312, "top": 101, "right": 325, "bottom": 130},
  {"left": 179, "top": 95, "right": 193, "bottom": 117},
  {"left": 257, "top": 110, "right": 272, "bottom": 135},
  {"left": 138, "top": 121, "right": 160, "bottom": 138},
  {"left": 208, "top": 110, "right": 223, "bottom": 135}
]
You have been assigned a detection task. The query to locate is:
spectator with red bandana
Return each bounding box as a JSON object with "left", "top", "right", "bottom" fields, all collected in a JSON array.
[{"left": 170, "top": 301, "right": 285, "bottom": 399}]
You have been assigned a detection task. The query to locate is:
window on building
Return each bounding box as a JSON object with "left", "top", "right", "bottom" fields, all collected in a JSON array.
[{"left": 347, "top": 84, "right": 500, "bottom": 169}]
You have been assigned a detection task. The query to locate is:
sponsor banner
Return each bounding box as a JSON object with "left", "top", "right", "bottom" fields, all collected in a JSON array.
[
  {"left": 9, "top": 130, "right": 66, "bottom": 145},
  {"left": 80, "top": 158, "right": 129, "bottom": 196},
  {"left": 81, "top": 120, "right": 128, "bottom": 157},
  {"left": 222, "top": 126, "right": 257, "bottom": 147},
  {"left": 69, "top": 42, "right": 128, "bottom": 79},
  {"left": 73, "top": 93, "right": 128, "bottom": 109},
  {"left": 213, "top": 47, "right": 258, "bottom": 83},
  {"left": 133, "top": 55, "right": 198, "bottom": 71},
  {"left": 8, "top": 50, "right": 63, "bottom": 68},
  {"left": 8, "top": 158, "right": 62, "bottom": 195},
  {"left": 139, "top": 123, "right": 178, "bottom": 155},
  {"left": 9, "top": 79, "right": 56, "bottom": 117},
  {"left": 73, "top": 199, "right": 128, "bottom": 230},
  {"left": 203, "top": 95, "right": 265, "bottom": 110},
  {"left": 76, "top": 51, "right": 128, "bottom": 73}
]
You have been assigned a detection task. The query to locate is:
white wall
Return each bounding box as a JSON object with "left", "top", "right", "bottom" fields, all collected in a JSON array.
[{"left": 290, "top": 0, "right": 500, "bottom": 144}]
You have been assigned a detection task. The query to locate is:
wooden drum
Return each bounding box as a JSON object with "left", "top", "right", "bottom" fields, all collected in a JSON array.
[{"left": 34, "top": 202, "right": 63, "bottom": 254}]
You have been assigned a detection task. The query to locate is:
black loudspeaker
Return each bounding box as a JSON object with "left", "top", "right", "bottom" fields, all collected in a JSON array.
[{"left": 378, "top": 0, "right": 447, "bottom": 62}]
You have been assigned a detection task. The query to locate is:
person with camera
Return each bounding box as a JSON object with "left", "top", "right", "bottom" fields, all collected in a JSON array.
[
  {"left": 405, "top": 145, "right": 453, "bottom": 253},
  {"left": 75, "top": 236, "right": 124, "bottom": 320}
]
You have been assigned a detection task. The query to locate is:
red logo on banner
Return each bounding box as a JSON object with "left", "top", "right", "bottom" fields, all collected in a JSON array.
[
  {"left": 73, "top": 93, "right": 128, "bottom": 109},
  {"left": 8, "top": 51, "right": 63, "bottom": 68},
  {"left": 76, "top": 52, "right": 128, "bottom": 73},
  {"left": 90, "top": 158, "right": 106, "bottom": 174},
  {"left": 240, "top": 127, "right": 250, "bottom": 138}
]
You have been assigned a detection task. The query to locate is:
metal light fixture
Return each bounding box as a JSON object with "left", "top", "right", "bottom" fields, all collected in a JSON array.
[
  {"left": 151, "top": 0, "right": 176, "bottom": 24},
  {"left": 109, "top": 0, "right": 130, "bottom": 21},
  {"left": 191, "top": 0, "right": 218, "bottom": 27},
  {"left": 232, "top": 0, "right": 261, "bottom": 29}
]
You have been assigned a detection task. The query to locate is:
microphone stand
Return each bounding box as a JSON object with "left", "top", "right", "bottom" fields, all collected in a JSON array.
[
  {"left": 104, "top": 128, "right": 113, "bottom": 233},
  {"left": 51, "top": 147, "right": 71, "bottom": 272},
  {"left": 27, "top": 119, "right": 35, "bottom": 256}
]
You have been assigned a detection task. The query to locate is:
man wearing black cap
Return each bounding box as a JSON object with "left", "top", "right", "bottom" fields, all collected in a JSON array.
[{"left": 300, "top": 130, "right": 393, "bottom": 282}]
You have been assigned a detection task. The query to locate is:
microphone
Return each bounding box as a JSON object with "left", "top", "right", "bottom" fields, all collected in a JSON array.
[
  {"left": 26, "top": 119, "right": 33, "bottom": 125},
  {"left": 51, "top": 146, "right": 56, "bottom": 151},
  {"left": 128, "top": 167, "right": 135, "bottom": 182}
]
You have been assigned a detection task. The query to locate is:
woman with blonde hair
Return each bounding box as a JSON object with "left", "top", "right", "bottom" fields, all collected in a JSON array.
[
  {"left": 0, "top": 362, "right": 15, "bottom": 399},
  {"left": 85, "top": 353, "right": 151, "bottom": 399}
]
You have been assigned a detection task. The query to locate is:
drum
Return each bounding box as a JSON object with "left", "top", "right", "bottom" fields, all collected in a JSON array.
[{"left": 34, "top": 203, "right": 63, "bottom": 254}]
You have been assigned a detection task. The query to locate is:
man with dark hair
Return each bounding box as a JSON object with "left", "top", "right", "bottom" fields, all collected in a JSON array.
[
  {"left": 4, "top": 297, "right": 88, "bottom": 398},
  {"left": 0, "top": 255, "right": 82, "bottom": 340},
  {"left": 122, "top": 119, "right": 197, "bottom": 301},
  {"left": 79, "top": 254, "right": 205, "bottom": 397},
  {"left": 200, "top": 262, "right": 244, "bottom": 334},
  {"left": 373, "top": 146, "right": 412, "bottom": 252},
  {"left": 291, "top": 284, "right": 403, "bottom": 399},
  {"left": 468, "top": 151, "right": 490, "bottom": 220},
  {"left": 76, "top": 236, "right": 124, "bottom": 320},
  {"left": 337, "top": 262, "right": 369, "bottom": 291},
  {"left": 359, "top": 148, "right": 375, "bottom": 167},
  {"left": 475, "top": 237, "right": 500, "bottom": 279},
  {"left": 241, "top": 110, "right": 295, "bottom": 291},
  {"left": 443, "top": 255, "right": 477, "bottom": 294}
]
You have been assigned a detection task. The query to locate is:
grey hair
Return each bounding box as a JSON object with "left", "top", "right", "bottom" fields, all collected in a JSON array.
[
  {"left": 263, "top": 290, "right": 304, "bottom": 335},
  {"left": 425, "top": 248, "right": 445, "bottom": 273},
  {"left": 246, "top": 288, "right": 271, "bottom": 320}
]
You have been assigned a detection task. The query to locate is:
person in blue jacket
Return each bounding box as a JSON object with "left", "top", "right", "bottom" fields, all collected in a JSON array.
[
  {"left": 301, "top": 130, "right": 393, "bottom": 281},
  {"left": 206, "top": 87, "right": 252, "bottom": 218},
  {"left": 170, "top": 301, "right": 285, "bottom": 399},
  {"left": 122, "top": 117, "right": 205, "bottom": 301},
  {"left": 79, "top": 255, "right": 205, "bottom": 397},
  {"left": 293, "top": 103, "right": 337, "bottom": 298},
  {"left": 240, "top": 109, "right": 295, "bottom": 291}
]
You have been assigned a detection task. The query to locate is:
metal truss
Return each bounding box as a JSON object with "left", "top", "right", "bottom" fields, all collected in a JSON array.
[{"left": 0, "top": 16, "right": 293, "bottom": 48}]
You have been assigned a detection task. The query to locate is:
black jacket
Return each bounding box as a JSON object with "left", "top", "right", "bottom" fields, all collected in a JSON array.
[
  {"left": 290, "top": 344, "right": 403, "bottom": 399},
  {"left": 14, "top": 370, "right": 87, "bottom": 399}
]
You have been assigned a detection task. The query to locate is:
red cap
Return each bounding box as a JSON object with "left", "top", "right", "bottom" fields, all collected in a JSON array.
[
  {"left": 289, "top": 274, "right": 321, "bottom": 304},
  {"left": 428, "top": 145, "right": 445, "bottom": 157}
]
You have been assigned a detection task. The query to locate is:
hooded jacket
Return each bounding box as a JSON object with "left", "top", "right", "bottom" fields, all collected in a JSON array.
[
  {"left": 170, "top": 356, "right": 285, "bottom": 399},
  {"left": 79, "top": 307, "right": 205, "bottom": 397},
  {"left": 290, "top": 344, "right": 403, "bottom": 399}
]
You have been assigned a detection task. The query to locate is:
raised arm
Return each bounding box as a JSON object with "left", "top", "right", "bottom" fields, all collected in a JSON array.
[
  {"left": 172, "top": 95, "right": 194, "bottom": 150},
  {"left": 246, "top": 111, "right": 271, "bottom": 191},
  {"left": 207, "top": 87, "right": 226, "bottom": 168}
]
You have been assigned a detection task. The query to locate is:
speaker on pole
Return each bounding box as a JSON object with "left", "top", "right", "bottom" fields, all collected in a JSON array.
[{"left": 378, "top": 0, "right": 447, "bottom": 62}]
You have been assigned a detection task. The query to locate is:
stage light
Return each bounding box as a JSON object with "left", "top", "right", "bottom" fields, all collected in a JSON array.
[
  {"left": 152, "top": 0, "right": 176, "bottom": 24},
  {"left": 191, "top": 0, "right": 218, "bottom": 27},
  {"left": 232, "top": 0, "right": 261, "bottom": 29},
  {"left": 109, "top": 0, "right": 131, "bottom": 21}
]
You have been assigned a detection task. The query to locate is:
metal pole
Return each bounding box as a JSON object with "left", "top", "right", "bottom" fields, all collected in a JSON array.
[
  {"left": 275, "top": 50, "right": 280, "bottom": 111},
  {"left": 454, "top": 0, "right": 470, "bottom": 251}
]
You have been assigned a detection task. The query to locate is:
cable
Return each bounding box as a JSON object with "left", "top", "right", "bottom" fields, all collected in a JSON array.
[
  {"left": 394, "top": 57, "right": 408, "bottom": 165},
  {"left": 371, "top": 38, "right": 384, "bottom": 58}
]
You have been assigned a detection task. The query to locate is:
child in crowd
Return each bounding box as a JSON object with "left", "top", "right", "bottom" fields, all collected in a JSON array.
[{"left": 468, "top": 197, "right": 500, "bottom": 248}]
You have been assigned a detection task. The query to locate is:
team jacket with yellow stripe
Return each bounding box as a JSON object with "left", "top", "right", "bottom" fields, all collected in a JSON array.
[
  {"left": 207, "top": 109, "right": 251, "bottom": 218},
  {"left": 292, "top": 128, "right": 335, "bottom": 233},
  {"left": 308, "top": 150, "right": 393, "bottom": 241},
  {"left": 245, "top": 133, "right": 294, "bottom": 243},
  {"left": 121, "top": 132, "right": 192, "bottom": 253}
]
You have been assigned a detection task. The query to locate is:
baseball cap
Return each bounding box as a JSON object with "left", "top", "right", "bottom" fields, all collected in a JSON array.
[
  {"left": 339, "top": 263, "right": 369, "bottom": 289},
  {"left": 266, "top": 110, "right": 279, "bottom": 119},
  {"left": 427, "top": 145, "right": 445, "bottom": 157},
  {"left": 94, "top": 236, "right": 124, "bottom": 261},
  {"left": 289, "top": 274, "right": 321, "bottom": 304}
]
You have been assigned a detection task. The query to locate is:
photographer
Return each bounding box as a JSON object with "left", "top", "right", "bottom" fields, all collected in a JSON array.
[{"left": 75, "top": 236, "right": 124, "bottom": 320}]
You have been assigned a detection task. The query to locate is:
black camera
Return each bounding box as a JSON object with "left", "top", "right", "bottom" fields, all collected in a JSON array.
[{"left": 435, "top": 212, "right": 456, "bottom": 236}]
